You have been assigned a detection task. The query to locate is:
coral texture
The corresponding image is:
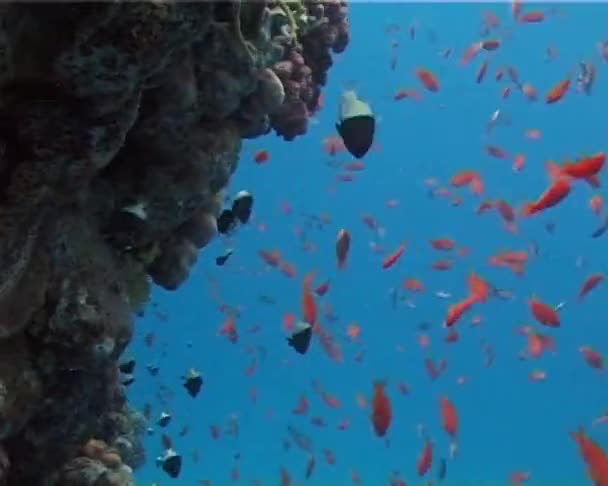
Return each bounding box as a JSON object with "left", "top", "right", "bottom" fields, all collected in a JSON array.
[{"left": 0, "top": 0, "right": 348, "bottom": 483}]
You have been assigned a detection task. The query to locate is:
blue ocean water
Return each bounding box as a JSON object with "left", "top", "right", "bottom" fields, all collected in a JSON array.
[{"left": 132, "top": 3, "right": 608, "bottom": 484}]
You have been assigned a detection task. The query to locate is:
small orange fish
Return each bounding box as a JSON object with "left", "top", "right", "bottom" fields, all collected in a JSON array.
[
  {"left": 382, "top": 243, "right": 406, "bottom": 269},
  {"left": 579, "top": 273, "right": 604, "bottom": 301},
  {"left": 416, "top": 68, "right": 440, "bottom": 92},
  {"left": 545, "top": 79, "right": 570, "bottom": 104},
  {"left": 431, "top": 238, "right": 455, "bottom": 251},
  {"left": 525, "top": 128, "right": 542, "bottom": 140},
  {"left": 513, "top": 153, "right": 526, "bottom": 171},
  {"left": 404, "top": 278, "right": 425, "bottom": 292},
  {"left": 521, "top": 83, "right": 537, "bottom": 101},
  {"left": 590, "top": 195, "right": 603, "bottom": 215},
  {"left": 519, "top": 10, "right": 545, "bottom": 23},
  {"left": 460, "top": 42, "right": 482, "bottom": 65},
  {"left": 302, "top": 272, "right": 318, "bottom": 325},
  {"left": 440, "top": 397, "right": 458, "bottom": 438},
  {"left": 371, "top": 381, "right": 392, "bottom": 437},
  {"left": 254, "top": 150, "right": 270, "bottom": 164},
  {"left": 417, "top": 438, "right": 433, "bottom": 476},
  {"left": 529, "top": 297, "right": 560, "bottom": 327},
  {"left": 445, "top": 295, "right": 477, "bottom": 327},
  {"left": 579, "top": 346, "right": 604, "bottom": 370},
  {"left": 571, "top": 427, "right": 608, "bottom": 485},
  {"left": 521, "top": 177, "right": 571, "bottom": 216}
]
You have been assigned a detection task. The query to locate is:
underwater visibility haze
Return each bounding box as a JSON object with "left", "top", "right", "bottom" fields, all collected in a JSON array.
[
  {"left": 3, "top": 1, "right": 608, "bottom": 485},
  {"left": 131, "top": 2, "right": 608, "bottom": 485}
]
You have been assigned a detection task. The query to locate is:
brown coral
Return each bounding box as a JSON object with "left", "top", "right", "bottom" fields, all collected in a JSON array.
[{"left": 0, "top": 1, "right": 349, "bottom": 484}]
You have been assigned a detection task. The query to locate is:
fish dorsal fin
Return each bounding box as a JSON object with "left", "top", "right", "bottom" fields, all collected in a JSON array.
[{"left": 340, "top": 90, "right": 373, "bottom": 121}]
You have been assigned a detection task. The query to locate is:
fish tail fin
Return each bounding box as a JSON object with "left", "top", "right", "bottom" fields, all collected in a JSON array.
[
  {"left": 521, "top": 202, "right": 536, "bottom": 217},
  {"left": 585, "top": 175, "right": 601, "bottom": 188},
  {"left": 545, "top": 161, "right": 565, "bottom": 182},
  {"left": 373, "top": 379, "right": 387, "bottom": 389}
]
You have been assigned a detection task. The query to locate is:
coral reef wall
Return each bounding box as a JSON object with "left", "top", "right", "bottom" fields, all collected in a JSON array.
[{"left": 0, "top": 1, "right": 348, "bottom": 484}]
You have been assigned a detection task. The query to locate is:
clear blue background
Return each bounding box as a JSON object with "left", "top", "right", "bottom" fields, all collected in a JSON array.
[{"left": 132, "top": 3, "right": 608, "bottom": 484}]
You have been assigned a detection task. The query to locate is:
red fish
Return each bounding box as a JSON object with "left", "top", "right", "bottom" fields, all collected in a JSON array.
[
  {"left": 416, "top": 68, "right": 440, "bottom": 92},
  {"left": 445, "top": 295, "right": 477, "bottom": 327},
  {"left": 431, "top": 238, "right": 455, "bottom": 251},
  {"left": 417, "top": 438, "right": 433, "bottom": 476},
  {"left": 382, "top": 243, "right": 406, "bottom": 269},
  {"left": 371, "top": 381, "right": 392, "bottom": 437},
  {"left": 546, "top": 79, "right": 570, "bottom": 103},
  {"left": 440, "top": 397, "right": 458, "bottom": 438},
  {"left": 580, "top": 347, "right": 604, "bottom": 370},
  {"left": 254, "top": 150, "right": 270, "bottom": 164},
  {"left": 560, "top": 152, "right": 605, "bottom": 187},
  {"left": 521, "top": 177, "right": 571, "bottom": 216},
  {"left": 302, "top": 273, "right": 317, "bottom": 325},
  {"left": 571, "top": 427, "right": 608, "bottom": 485},
  {"left": 579, "top": 273, "right": 604, "bottom": 301},
  {"left": 519, "top": 10, "right": 545, "bottom": 23},
  {"left": 529, "top": 298, "right": 560, "bottom": 327}
]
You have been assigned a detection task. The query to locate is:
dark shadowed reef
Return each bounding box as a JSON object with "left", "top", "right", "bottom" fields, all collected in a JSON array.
[{"left": 0, "top": 1, "right": 348, "bottom": 484}]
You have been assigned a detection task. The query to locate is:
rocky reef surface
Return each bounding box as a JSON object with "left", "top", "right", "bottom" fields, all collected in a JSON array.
[{"left": 0, "top": 1, "right": 348, "bottom": 484}]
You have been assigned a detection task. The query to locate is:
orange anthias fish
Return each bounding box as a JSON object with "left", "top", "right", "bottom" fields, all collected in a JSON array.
[
  {"left": 254, "top": 150, "right": 271, "bottom": 164},
  {"left": 579, "top": 273, "right": 604, "bottom": 301},
  {"left": 559, "top": 152, "right": 606, "bottom": 188},
  {"left": 416, "top": 68, "right": 440, "bottom": 92},
  {"left": 519, "top": 10, "right": 545, "bottom": 23},
  {"left": 371, "top": 381, "right": 392, "bottom": 437},
  {"left": 445, "top": 295, "right": 477, "bottom": 327},
  {"left": 529, "top": 297, "right": 560, "bottom": 327},
  {"left": 302, "top": 272, "right": 318, "bottom": 325},
  {"left": 440, "top": 396, "right": 458, "bottom": 439},
  {"left": 417, "top": 438, "right": 433, "bottom": 476},
  {"left": 468, "top": 272, "right": 491, "bottom": 302},
  {"left": 521, "top": 176, "right": 571, "bottom": 216},
  {"left": 336, "top": 229, "right": 351, "bottom": 269},
  {"left": 450, "top": 170, "right": 484, "bottom": 194},
  {"left": 545, "top": 78, "right": 570, "bottom": 103},
  {"left": 591, "top": 195, "right": 604, "bottom": 215},
  {"left": 580, "top": 346, "right": 604, "bottom": 370},
  {"left": 489, "top": 250, "right": 528, "bottom": 275},
  {"left": 404, "top": 278, "right": 425, "bottom": 292},
  {"left": 431, "top": 238, "right": 455, "bottom": 251},
  {"left": 382, "top": 243, "right": 406, "bottom": 269},
  {"left": 571, "top": 428, "right": 608, "bottom": 486}
]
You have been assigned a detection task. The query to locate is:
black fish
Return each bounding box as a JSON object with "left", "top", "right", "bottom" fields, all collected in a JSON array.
[
  {"left": 121, "top": 374, "right": 135, "bottom": 386},
  {"left": 118, "top": 358, "right": 136, "bottom": 374},
  {"left": 592, "top": 215, "right": 608, "bottom": 238},
  {"left": 336, "top": 90, "right": 375, "bottom": 159},
  {"left": 232, "top": 190, "right": 253, "bottom": 224},
  {"left": 157, "top": 412, "right": 172, "bottom": 427},
  {"left": 183, "top": 369, "right": 203, "bottom": 398},
  {"left": 217, "top": 209, "right": 237, "bottom": 234},
  {"left": 287, "top": 322, "right": 312, "bottom": 355},
  {"left": 216, "top": 249, "right": 234, "bottom": 266},
  {"left": 146, "top": 364, "right": 159, "bottom": 376},
  {"left": 437, "top": 457, "right": 447, "bottom": 482},
  {"left": 161, "top": 450, "right": 182, "bottom": 478}
]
